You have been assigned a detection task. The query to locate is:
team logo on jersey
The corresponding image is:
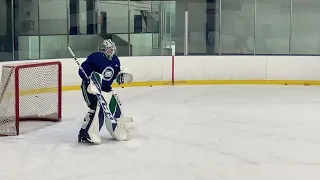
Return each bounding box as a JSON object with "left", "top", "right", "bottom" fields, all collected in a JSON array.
[{"left": 102, "top": 66, "right": 114, "bottom": 81}]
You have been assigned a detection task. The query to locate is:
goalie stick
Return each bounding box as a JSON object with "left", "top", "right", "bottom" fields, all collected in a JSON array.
[
  {"left": 67, "top": 47, "right": 132, "bottom": 123},
  {"left": 67, "top": 47, "right": 131, "bottom": 138}
]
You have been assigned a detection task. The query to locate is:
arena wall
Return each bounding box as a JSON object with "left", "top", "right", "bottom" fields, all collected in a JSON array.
[{"left": 1, "top": 56, "right": 320, "bottom": 92}]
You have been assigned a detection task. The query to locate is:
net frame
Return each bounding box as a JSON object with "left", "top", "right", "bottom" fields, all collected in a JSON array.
[{"left": 0, "top": 61, "right": 62, "bottom": 136}]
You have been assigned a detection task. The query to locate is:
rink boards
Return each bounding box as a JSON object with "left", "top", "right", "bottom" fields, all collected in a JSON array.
[{"left": 1, "top": 55, "right": 320, "bottom": 93}]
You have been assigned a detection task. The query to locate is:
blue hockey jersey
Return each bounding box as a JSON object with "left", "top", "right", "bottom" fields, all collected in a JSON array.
[{"left": 79, "top": 52, "right": 121, "bottom": 92}]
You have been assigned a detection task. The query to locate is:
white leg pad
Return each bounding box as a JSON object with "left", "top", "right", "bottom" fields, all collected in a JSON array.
[
  {"left": 102, "top": 90, "right": 131, "bottom": 141},
  {"left": 82, "top": 109, "right": 102, "bottom": 144}
]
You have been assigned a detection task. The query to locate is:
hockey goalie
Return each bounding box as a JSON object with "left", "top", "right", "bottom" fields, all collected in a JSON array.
[{"left": 77, "top": 39, "right": 133, "bottom": 144}]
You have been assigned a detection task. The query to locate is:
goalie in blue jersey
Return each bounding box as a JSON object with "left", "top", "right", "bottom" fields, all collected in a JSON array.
[{"left": 78, "top": 39, "right": 133, "bottom": 144}]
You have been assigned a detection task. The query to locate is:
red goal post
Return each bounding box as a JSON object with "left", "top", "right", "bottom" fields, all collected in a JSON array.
[{"left": 0, "top": 61, "right": 62, "bottom": 136}]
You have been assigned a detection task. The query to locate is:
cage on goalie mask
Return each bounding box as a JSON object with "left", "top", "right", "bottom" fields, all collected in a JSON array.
[{"left": 101, "top": 39, "right": 116, "bottom": 59}]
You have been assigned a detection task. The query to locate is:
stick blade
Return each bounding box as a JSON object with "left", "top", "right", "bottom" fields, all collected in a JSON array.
[{"left": 118, "top": 117, "right": 133, "bottom": 123}]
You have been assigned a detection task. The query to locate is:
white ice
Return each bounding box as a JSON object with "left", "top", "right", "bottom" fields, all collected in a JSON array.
[{"left": 1, "top": 85, "right": 320, "bottom": 180}]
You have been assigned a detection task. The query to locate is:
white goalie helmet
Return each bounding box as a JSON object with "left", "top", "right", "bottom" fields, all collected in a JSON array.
[{"left": 101, "top": 39, "right": 116, "bottom": 59}]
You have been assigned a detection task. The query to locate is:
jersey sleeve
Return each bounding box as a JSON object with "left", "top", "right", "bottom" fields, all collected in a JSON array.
[
  {"left": 78, "top": 54, "right": 95, "bottom": 81},
  {"left": 115, "top": 55, "right": 121, "bottom": 65},
  {"left": 115, "top": 55, "right": 121, "bottom": 76}
]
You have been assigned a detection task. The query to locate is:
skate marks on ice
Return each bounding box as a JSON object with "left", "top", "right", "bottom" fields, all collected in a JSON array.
[
  {"left": 111, "top": 85, "right": 320, "bottom": 179},
  {"left": 1, "top": 85, "right": 320, "bottom": 180},
  {"left": 120, "top": 85, "right": 320, "bottom": 179}
]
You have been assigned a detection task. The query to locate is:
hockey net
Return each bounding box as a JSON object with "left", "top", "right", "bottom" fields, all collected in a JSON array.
[{"left": 0, "top": 61, "right": 62, "bottom": 136}]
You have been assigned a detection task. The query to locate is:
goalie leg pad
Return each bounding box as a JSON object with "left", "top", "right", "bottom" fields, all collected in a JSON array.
[
  {"left": 78, "top": 109, "right": 103, "bottom": 144},
  {"left": 102, "top": 91, "right": 131, "bottom": 141},
  {"left": 108, "top": 91, "right": 132, "bottom": 122},
  {"left": 81, "top": 80, "right": 97, "bottom": 109},
  {"left": 109, "top": 92, "right": 123, "bottom": 119}
]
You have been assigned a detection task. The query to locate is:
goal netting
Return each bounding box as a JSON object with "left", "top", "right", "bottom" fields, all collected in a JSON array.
[{"left": 0, "top": 61, "right": 62, "bottom": 136}]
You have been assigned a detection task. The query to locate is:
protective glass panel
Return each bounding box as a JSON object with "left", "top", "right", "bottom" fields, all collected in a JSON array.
[
  {"left": 220, "top": 0, "right": 254, "bottom": 54},
  {"left": 255, "top": 0, "right": 290, "bottom": 54},
  {"left": 291, "top": 0, "right": 320, "bottom": 55}
]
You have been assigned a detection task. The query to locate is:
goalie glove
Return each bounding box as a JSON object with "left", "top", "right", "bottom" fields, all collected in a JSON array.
[{"left": 116, "top": 67, "right": 133, "bottom": 85}]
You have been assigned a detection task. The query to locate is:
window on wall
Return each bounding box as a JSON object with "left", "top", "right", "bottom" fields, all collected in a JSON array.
[
  {"left": 291, "top": 0, "right": 320, "bottom": 55},
  {"left": 39, "top": 0, "right": 68, "bottom": 35},
  {"left": 0, "top": 0, "right": 14, "bottom": 61},
  {"left": 206, "top": 0, "right": 219, "bottom": 55},
  {"left": 39, "top": 0, "right": 68, "bottom": 59},
  {"left": 255, "top": 0, "right": 290, "bottom": 54},
  {"left": 99, "top": 1, "right": 130, "bottom": 56},
  {"left": 134, "top": 14, "right": 143, "bottom": 33},
  {"left": 220, "top": 0, "right": 254, "bottom": 54},
  {"left": 14, "top": 0, "right": 40, "bottom": 60},
  {"left": 186, "top": 2, "right": 207, "bottom": 55}
]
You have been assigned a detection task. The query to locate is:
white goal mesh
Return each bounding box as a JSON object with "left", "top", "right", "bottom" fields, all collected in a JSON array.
[{"left": 0, "top": 61, "right": 62, "bottom": 136}]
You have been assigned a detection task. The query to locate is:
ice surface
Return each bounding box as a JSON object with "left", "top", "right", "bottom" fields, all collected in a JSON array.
[{"left": 1, "top": 85, "right": 320, "bottom": 180}]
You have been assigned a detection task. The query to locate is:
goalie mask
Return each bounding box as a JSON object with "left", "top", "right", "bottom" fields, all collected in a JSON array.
[{"left": 101, "top": 39, "right": 116, "bottom": 60}]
